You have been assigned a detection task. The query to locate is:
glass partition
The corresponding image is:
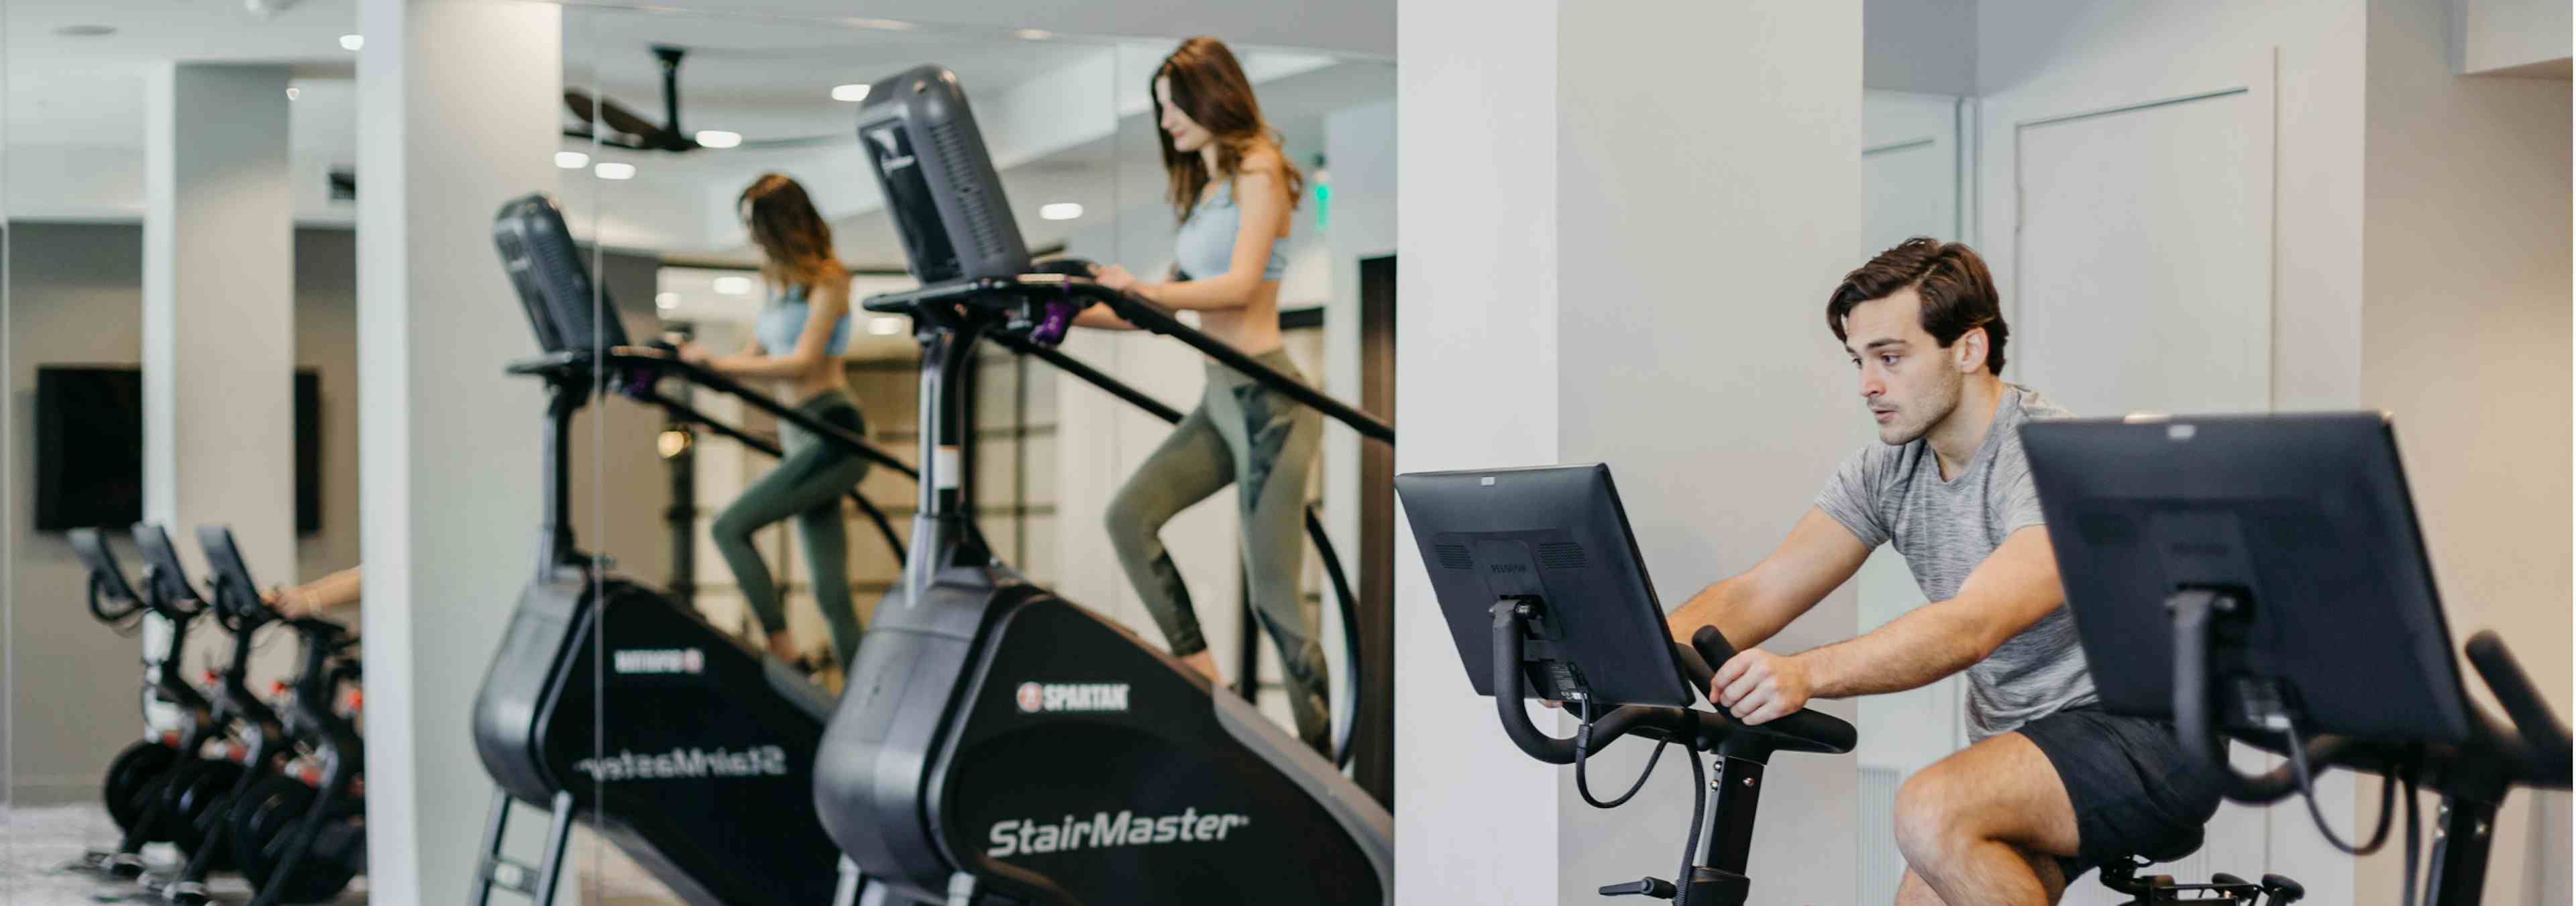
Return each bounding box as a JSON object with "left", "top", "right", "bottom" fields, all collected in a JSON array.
[{"left": 553, "top": 7, "right": 1393, "bottom": 898}]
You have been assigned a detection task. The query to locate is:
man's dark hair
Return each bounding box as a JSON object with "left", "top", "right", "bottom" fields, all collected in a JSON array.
[{"left": 1827, "top": 238, "right": 2008, "bottom": 374}]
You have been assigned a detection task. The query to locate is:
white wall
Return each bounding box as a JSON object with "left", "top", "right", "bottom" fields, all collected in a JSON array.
[
  {"left": 3, "top": 225, "right": 154, "bottom": 806},
  {"left": 7, "top": 76, "right": 356, "bottom": 225},
  {"left": 1865, "top": 0, "right": 1978, "bottom": 95},
  {"left": 144, "top": 63, "right": 301, "bottom": 694},
  {"left": 1400, "top": 2, "right": 1862, "bottom": 903},
  {"left": 2362, "top": 1, "right": 2573, "bottom": 903},
  {"left": 1395, "top": 0, "right": 1562, "bottom": 899},
  {"left": 354, "top": 2, "right": 560, "bottom": 902},
  {"left": 2452, "top": 0, "right": 2573, "bottom": 76},
  {"left": 1553, "top": 5, "right": 1864, "bottom": 902}
]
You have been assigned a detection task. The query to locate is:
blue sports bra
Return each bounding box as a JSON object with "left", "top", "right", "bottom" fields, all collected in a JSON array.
[
  {"left": 755, "top": 284, "right": 851, "bottom": 356},
  {"left": 1173, "top": 181, "right": 1289, "bottom": 283}
]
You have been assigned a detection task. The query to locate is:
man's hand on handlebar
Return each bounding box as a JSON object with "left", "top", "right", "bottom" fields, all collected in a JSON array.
[
  {"left": 1711, "top": 648, "right": 1813, "bottom": 726},
  {"left": 676, "top": 342, "right": 716, "bottom": 366}
]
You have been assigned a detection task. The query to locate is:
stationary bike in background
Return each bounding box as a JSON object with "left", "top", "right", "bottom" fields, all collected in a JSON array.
[
  {"left": 66, "top": 527, "right": 224, "bottom": 880},
  {"left": 129, "top": 523, "right": 283, "bottom": 905},
  {"left": 197, "top": 525, "right": 368, "bottom": 906}
]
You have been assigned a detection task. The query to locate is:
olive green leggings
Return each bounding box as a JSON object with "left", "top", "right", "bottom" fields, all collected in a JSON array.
[
  {"left": 712, "top": 389, "right": 871, "bottom": 669},
  {"left": 1103, "top": 350, "right": 1329, "bottom": 751}
]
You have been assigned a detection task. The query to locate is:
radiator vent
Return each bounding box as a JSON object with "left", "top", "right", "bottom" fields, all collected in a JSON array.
[{"left": 1861, "top": 766, "right": 1902, "bottom": 906}]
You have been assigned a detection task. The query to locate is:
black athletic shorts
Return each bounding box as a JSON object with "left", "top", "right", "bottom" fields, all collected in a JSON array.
[{"left": 2015, "top": 705, "right": 2225, "bottom": 882}]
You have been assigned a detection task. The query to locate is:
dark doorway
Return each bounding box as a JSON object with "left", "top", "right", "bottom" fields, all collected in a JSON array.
[{"left": 1355, "top": 254, "right": 1396, "bottom": 806}]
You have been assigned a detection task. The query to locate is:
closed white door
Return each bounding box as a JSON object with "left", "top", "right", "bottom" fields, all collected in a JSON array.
[{"left": 1984, "top": 58, "right": 2275, "bottom": 417}]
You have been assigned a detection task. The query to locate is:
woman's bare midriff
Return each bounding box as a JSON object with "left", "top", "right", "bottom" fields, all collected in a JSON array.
[
  {"left": 1194, "top": 279, "right": 1285, "bottom": 358},
  {"left": 780, "top": 357, "right": 849, "bottom": 403}
]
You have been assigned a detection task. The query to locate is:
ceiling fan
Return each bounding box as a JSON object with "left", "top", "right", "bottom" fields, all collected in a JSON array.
[{"left": 564, "top": 45, "right": 843, "bottom": 153}]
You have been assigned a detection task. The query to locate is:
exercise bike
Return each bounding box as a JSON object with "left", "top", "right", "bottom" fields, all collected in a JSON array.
[
  {"left": 1395, "top": 464, "right": 2305, "bottom": 905},
  {"left": 811, "top": 65, "right": 1394, "bottom": 905},
  {"left": 2027, "top": 413, "right": 2573, "bottom": 906},
  {"left": 2097, "top": 860, "right": 2303, "bottom": 905},
  {"left": 64, "top": 527, "right": 224, "bottom": 880},
  {"left": 129, "top": 522, "right": 286, "bottom": 904},
  {"left": 196, "top": 525, "right": 369, "bottom": 906},
  {"left": 1396, "top": 464, "right": 1857, "bottom": 905}
]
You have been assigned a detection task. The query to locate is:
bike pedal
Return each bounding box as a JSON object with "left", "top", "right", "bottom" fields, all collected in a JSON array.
[{"left": 1598, "top": 876, "right": 1678, "bottom": 899}]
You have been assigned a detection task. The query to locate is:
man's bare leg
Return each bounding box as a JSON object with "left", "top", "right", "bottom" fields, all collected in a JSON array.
[
  {"left": 1893, "top": 848, "right": 2069, "bottom": 906},
  {"left": 1892, "top": 732, "right": 2081, "bottom": 905}
]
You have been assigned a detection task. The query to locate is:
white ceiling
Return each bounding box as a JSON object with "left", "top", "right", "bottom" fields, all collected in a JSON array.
[
  {"left": 5, "top": 0, "right": 358, "bottom": 145},
  {"left": 560, "top": 0, "right": 1393, "bottom": 58},
  {"left": 567, "top": 8, "right": 1108, "bottom": 113}
]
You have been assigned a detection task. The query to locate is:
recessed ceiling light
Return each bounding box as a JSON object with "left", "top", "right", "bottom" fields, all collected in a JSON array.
[
  {"left": 339, "top": 34, "right": 364, "bottom": 51},
  {"left": 694, "top": 130, "right": 741, "bottom": 149},
  {"left": 594, "top": 161, "right": 637, "bottom": 181},
  {"left": 868, "top": 316, "right": 906, "bottom": 336},
  {"left": 655, "top": 291, "right": 679, "bottom": 309},
  {"left": 831, "top": 84, "right": 870, "bottom": 103},
  {"left": 1014, "top": 29, "right": 1053, "bottom": 40},
  {"left": 53, "top": 24, "right": 117, "bottom": 38},
  {"left": 712, "top": 276, "right": 753, "bottom": 296},
  {"left": 846, "top": 18, "right": 914, "bottom": 31},
  {"left": 1039, "top": 202, "right": 1083, "bottom": 221},
  {"left": 285, "top": 87, "right": 301, "bottom": 101},
  {"left": 555, "top": 151, "right": 590, "bottom": 169}
]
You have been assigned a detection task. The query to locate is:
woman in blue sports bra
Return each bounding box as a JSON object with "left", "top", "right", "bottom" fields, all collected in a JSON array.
[
  {"left": 1079, "top": 37, "right": 1332, "bottom": 752},
  {"left": 678, "top": 173, "right": 871, "bottom": 673}
]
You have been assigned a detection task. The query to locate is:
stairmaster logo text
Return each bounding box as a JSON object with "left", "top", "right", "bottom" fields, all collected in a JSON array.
[
  {"left": 612, "top": 647, "right": 704, "bottom": 675},
  {"left": 1015, "top": 682, "right": 1130, "bottom": 713},
  {"left": 987, "top": 807, "right": 1251, "bottom": 858},
  {"left": 570, "top": 746, "right": 788, "bottom": 782}
]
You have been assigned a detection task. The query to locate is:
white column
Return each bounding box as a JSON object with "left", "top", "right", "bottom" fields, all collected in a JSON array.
[
  {"left": 354, "top": 2, "right": 558, "bottom": 903},
  {"left": 1393, "top": 2, "right": 1564, "bottom": 901},
  {"left": 142, "top": 62, "right": 297, "bottom": 587},
  {"left": 1399, "top": 2, "right": 1863, "bottom": 903}
]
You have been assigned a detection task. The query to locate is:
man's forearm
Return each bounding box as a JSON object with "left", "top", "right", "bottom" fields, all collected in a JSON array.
[
  {"left": 1666, "top": 576, "right": 1780, "bottom": 650},
  {"left": 1792, "top": 601, "right": 1987, "bottom": 699}
]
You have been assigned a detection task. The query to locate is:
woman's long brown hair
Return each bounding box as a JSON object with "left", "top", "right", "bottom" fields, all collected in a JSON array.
[
  {"left": 739, "top": 172, "right": 838, "bottom": 290},
  {"left": 1154, "top": 37, "right": 1304, "bottom": 223}
]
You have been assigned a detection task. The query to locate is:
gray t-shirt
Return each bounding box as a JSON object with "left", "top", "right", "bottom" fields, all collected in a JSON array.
[{"left": 1815, "top": 384, "right": 2095, "bottom": 741}]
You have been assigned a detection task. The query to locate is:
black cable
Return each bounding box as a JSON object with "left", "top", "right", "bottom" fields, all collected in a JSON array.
[
  {"left": 1574, "top": 699, "right": 1670, "bottom": 809},
  {"left": 2284, "top": 727, "right": 2397, "bottom": 855},
  {"left": 1678, "top": 744, "right": 1708, "bottom": 898},
  {"left": 89, "top": 574, "right": 144, "bottom": 629}
]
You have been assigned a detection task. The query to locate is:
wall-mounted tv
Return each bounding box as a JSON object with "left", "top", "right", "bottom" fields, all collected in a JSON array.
[{"left": 34, "top": 366, "right": 321, "bottom": 534}]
